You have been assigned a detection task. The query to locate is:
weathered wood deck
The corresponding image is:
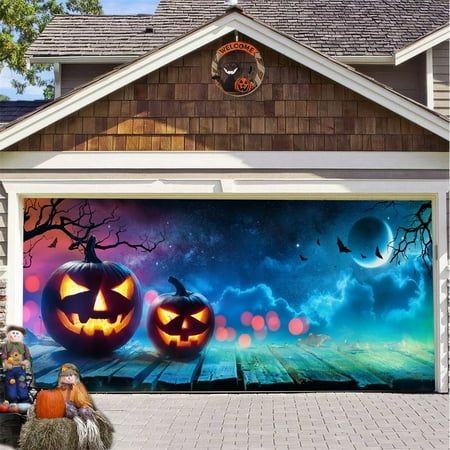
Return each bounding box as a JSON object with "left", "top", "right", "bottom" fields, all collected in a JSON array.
[{"left": 29, "top": 342, "right": 435, "bottom": 392}]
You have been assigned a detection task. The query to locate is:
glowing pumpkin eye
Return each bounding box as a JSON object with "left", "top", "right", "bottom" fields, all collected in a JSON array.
[
  {"left": 60, "top": 274, "right": 90, "bottom": 300},
  {"left": 191, "top": 308, "right": 209, "bottom": 324},
  {"left": 157, "top": 308, "right": 179, "bottom": 325},
  {"left": 111, "top": 276, "right": 134, "bottom": 300}
]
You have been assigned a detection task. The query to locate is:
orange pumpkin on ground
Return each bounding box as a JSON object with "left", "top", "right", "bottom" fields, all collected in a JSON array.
[{"left": 35, "top": 389, "right": 65, "bottom": 419}]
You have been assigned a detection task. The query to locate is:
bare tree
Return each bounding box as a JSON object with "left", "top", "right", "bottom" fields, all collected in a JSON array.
[
  {"left": 388, "top": 201, "right": 432, "bottom": 269},
  {"left": 23, "top": 199, "right": 165, "bottom": 267}
]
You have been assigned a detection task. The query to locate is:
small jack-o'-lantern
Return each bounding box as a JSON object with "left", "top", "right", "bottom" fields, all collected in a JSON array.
[
  {"left": 147, "top": 277, "right": 214, "bottom": 359},
  {"left": 41, "top": 236, "right": 142, "bottom": 355}
]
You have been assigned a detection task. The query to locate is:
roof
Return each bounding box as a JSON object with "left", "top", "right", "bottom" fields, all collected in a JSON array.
[
  {"left": 27, "top": 0, "right": 449, "bottom": 59},
  {"left": 0, "top": 100, "right": 50, "bottom": 126},
  {"left": 395, "top": 22, "right": 450, "bottom": 65},
  {"left": 2, "top": 8, "right": 448, "bottom": 151}
]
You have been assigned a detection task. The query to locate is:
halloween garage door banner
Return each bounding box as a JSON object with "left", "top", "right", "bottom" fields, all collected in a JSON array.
[{"left": 23, "top": 199, "right": 435, "bottom": 392}]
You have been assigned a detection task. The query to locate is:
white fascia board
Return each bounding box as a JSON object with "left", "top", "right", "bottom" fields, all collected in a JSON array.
[
  {"left": 395, "top": 24, "right": 450, "bottom": 65},
  {"left": 337, "top": 56, "right": 394, "bottom": 65},
  {"left": 29, "top": 56, "right": 136, "bottom": 64},
  {"left": 32, "top": 55, "right": 396, "bottom": 65},
  {"left": 1, "top": 12, "right": 449, "bottom": 151},
  {"left": 0, "top": 151, "right": 448, "bottom": 171}
]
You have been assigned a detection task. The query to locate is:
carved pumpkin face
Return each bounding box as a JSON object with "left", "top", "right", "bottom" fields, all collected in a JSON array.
[
  {"left": 41, "top": 237, "right": 142, "bottom": 355},
  {"left": 148, "top": 277, "right": 214, "bottom": 359}
]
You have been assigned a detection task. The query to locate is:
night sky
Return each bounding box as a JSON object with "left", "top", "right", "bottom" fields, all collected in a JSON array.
[{"left": 23, "top": 199, "right": 434, "bottom": 349}]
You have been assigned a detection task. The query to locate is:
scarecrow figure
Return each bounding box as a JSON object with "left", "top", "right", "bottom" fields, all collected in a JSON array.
[
  {"left": 0, "top": 325, "right": 31, "bottom": 404},
  {"left": 57, "top": 363, "right": 104, "bottom": 450}
]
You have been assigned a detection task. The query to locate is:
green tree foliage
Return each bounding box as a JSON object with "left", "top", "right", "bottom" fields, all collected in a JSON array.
[{"left": 0, "top": 0, "right": 102, "bottom": 99}]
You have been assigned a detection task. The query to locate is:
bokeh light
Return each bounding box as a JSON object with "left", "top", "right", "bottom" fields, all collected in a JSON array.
[
  {"left": 226, "top": 327, "right": 236, "bottom": 341},
  {"left": 23, "top": 300, "right": 39, "bottom": 325},
  {"left": 215, "top": 315, "right": 227, "bottom": 328},
  {"left": 25, "top": 275, "right": 41, "bottom": 293},
  {"left": 144, "top": 290, "right": 159, "bottom": 304},
  {"left": 215, "top": 326, "right": 228, "bottom": 341},
  {"left": 238, "top": 333, "right": 252, "bottom": 348},
  {"left": 288, "top": 318, "right": 305, "bottom": 335},
  {"left": 266, "top": 311, "right": 280, "bottom": 331},
  {"left": 251, "top": 315, "right": 265, "bottom": 332},
  {"left": 240, "top": 311, "right": 253, "bottom": 326}
]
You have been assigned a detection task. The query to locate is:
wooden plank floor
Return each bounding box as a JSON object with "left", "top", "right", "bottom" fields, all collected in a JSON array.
[{"left": 29, "top": 342, "right": 435, "bottom": 392}]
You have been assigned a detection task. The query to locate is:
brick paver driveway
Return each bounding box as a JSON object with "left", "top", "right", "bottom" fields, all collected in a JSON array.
[{"left": 91, "top": 392, "right": 448, "bottom": 450}]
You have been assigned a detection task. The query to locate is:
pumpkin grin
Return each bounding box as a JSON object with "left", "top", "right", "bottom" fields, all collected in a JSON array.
[
  {"left": 56, "top": 308, "right": 134, "bottom": 336},
  {"left": 156, "top": 326, "right": 209, "bottom": 347}
]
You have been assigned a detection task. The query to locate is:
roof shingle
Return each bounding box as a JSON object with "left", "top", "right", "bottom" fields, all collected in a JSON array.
[{"left": 27, "top": 0, "right": 449, "bottom": 58}]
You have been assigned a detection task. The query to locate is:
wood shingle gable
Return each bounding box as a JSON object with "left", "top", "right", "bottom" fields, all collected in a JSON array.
[
  {"left": 1, "top": 10, "right": 448, "bottom": 151},
  {"left": 7, "top": 41, "right": 447, "bottom": 152}
]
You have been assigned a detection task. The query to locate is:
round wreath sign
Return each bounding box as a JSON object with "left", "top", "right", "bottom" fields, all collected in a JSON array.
[{"left": 211, "top": 41, "right": 265, "bottom": 97}]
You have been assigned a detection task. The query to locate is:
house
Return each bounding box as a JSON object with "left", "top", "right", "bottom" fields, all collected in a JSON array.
[{"left": 0, "top": 2, "right": 448, "bottom": 393}]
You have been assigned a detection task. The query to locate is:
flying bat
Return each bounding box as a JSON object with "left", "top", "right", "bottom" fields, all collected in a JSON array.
[
  {"left": 337, "top": 237, "right": 351, "bottom": 253},
  {"left": 375, "top": 246, "right": 383, "bottom": 259},
  {"left": 360, "top": 253, "right": 367, "bottom": 259},
  {"left": 48, "top": 238, "right": 57, "bottom": 248},
  {"left": 299, "top": 254, "right": 308, "bottom": 261}
]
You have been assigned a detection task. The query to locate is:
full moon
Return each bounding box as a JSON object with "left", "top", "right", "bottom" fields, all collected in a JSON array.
[{"left": 348, "top": 217, "right": 393, "bottom": 268}]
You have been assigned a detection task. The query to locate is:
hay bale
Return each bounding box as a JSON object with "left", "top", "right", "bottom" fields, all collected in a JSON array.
[{"left": 19, "top": 411, "right": 114, "bottom": 450}]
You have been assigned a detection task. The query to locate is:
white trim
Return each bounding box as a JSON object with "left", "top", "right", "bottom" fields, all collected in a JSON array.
[
  {"left": 3, "top": 176, "right": 448, "bottom": 393},
  {"left": 426, "top": 49, "right": 435, "bottom": 110},
  {"left": 54, "top": 63, "right": 61, "bottom": 98},
  {"left": 395, "top": 24, "right": 450, "bottom": 65},
  {"left": 31, "top": 55, "right": 396, "bottom": 65},
  {"left": 337, "top": 56, "right": 395, "bottom": 65},
  {"left": 0, "top": 151, "right": 448, "bottom": 171},
  {"left": 0, "top": 11, "right": 448, "bottom": 150},
  {"left": 29, "top": 56, "right": 135, "bottom": 64}
]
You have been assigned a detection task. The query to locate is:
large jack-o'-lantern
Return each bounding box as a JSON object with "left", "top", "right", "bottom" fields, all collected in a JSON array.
[
  {"left": 41, "top": 236, "right": 142, "bottom": 355},
  {"left": 147, "top": 277, "right": 214, "bottom": 359}
]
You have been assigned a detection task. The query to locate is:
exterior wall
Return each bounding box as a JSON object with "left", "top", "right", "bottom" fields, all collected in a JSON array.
[
  {"left": 61, "top": 64, "right": 119, "bottom": 96},
  {"left": 0, "top": 183, "right": 6, "bottom": 341},
  {"left": 433, "top": 41, "right": 450, "bottom": 117},
  {"left": 7, "top": 40, "right": 447, "bottom": 152},
  {"left": 353, "top": 55, "right": 426, "bottom": 105}
]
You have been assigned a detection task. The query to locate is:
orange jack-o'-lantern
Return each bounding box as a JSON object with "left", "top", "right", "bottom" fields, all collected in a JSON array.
[
  {"left": 147, "top": 277, "right": 214, "bottom": 359},
  {"left": 234, "top": 76, "right": 254, "bottom": 93},
  {"left": 41, "top": 236, "right": 142, "bottom": 355}
]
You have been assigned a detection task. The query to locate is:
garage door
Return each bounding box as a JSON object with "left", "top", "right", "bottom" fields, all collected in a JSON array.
[{"left": 23, "top": 198, "right": 435, "bottom": 392}]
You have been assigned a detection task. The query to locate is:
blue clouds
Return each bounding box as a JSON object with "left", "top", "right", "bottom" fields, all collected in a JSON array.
[{"left": 214, "top": 283, "right": 300, "bottom": 330}]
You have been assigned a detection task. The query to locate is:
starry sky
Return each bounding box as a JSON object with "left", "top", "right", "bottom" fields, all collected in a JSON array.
[{"left": 23, "top": 198, "right": 434, "bottom": 349}]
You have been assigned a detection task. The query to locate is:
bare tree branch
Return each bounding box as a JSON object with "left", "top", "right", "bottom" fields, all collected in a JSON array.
[{"left": 23, "top": 199, "right": 165, "bottom": 267}]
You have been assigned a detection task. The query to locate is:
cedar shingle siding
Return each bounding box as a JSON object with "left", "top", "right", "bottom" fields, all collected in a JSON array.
[{"left": 9, "top": 41, "right": 447, "bottom": 152}]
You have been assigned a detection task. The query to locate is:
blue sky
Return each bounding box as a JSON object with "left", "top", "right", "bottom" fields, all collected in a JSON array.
[{"left": 0, "top": 0, "right": 160, "bottom": 100}]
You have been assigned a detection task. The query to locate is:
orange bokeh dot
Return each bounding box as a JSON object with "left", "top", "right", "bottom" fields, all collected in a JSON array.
[
  {"left": 144, "top": 290, "right": 159, "bottom": 304},
  {"left": 227, "top": 328, "right": 236, "bottom": 341},
  {"left": 25, "top": 275, "right": 41, "bottom": 293},
  {"left": 240, "top": 311, "right": 253, "bottom": 326},
  {"left": 267, "top": 316, "right": 280, "bottom": 331},
  {"left": 251, "top": 315, "right": 265, "bottom": 332},
  {"left": 215, "top": 315, "right": 227, "bottom": 328},
  {"left": 215, "top": 326, "right": 228, "bottom": 341},
  {"left": 238, "top": 333, "right": 252, "bottom": 348},
  {"left": 288, "top": 318, "right": 304, "bottom": 335},
  {"left": 266, "top": 311, "right": 278, "bottom": 321}
]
